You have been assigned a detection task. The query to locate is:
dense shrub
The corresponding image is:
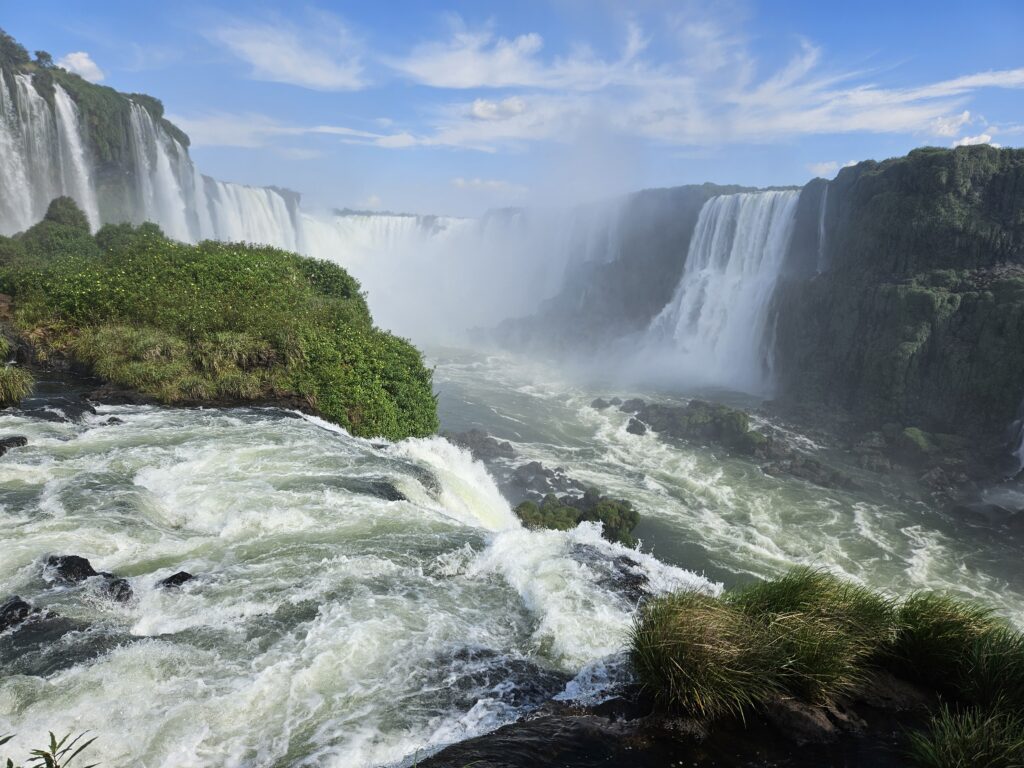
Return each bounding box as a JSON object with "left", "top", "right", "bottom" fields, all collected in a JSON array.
[
  {"left": 0, "top": 199, "right": 437, "bottom": 439},
  {"left": 514, "top": 489, "right": 640, "bottom": 545},
  {"left": 907, "top": 707, "right": 1024, "bottom": 768}
]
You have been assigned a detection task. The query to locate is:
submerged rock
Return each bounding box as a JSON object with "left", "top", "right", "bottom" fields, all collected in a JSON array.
[
  {"left": 443, "top": 429, "right": 515, "bottom": 461},
  {"left": 0, "top": 435, "right": 27, "bottom": 457},
  {"left": 590, "top": 398, "right": 611, "bottom": 410},
  {"left": 1, "top": 595, "right": 31, "bottom": 632},
  {"left": 509, "top": 461, "right": 584, "bottom": 499},
  {"left": 762, "top": 455, "right": 857, "bottom": 491},
  {"left": 157, "top": 571, "right": 194, "bottom": 589}
]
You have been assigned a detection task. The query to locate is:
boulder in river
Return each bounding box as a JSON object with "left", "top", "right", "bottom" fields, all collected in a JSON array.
[
  {"left": 443, "top": 429, "right": 515, "bottom": 461},
  {"left": 1, "top": 595, "right": 31, "bottom": 632},
  {"left": 157, "top": 571, "right": 195, "bottom": 589},
  {"left": 626, "top": 418, "right": 647, "bottom": 436},
  {"left": 0, "top": 435, "right": 27, "bottom": 457},
  {"left": 44, "top": 554, "right": 134, "bottom": 603}
]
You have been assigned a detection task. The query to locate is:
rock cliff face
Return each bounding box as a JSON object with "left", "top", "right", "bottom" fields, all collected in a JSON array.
[{"left": 773, "top": 146, "right": 1024, "bottom": 446}]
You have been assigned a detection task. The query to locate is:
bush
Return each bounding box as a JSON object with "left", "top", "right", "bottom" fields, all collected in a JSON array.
[
  {"left": 630, "top": 591, "right": 781, "bottom": 718},
  {"left": 0, "top": 200, "right": 438, "bottom": 439},
  {"left": 907, "top": 707, "right": 1024, "bottom": 768},
  {"left": 513, "top": 490, "right": 640, "bottom": 545},
  {"left": 0, "top": 731, "right": 97, "bottom": 768},
  {"left": 0, "top": 364, "right": 33, "bottom": 405}
]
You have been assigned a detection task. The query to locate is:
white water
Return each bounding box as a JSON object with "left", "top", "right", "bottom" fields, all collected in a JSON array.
[
  {"left": 0, "top": 401, "right": 716, "bottom": 766},
  {"left": 644, "top": 190, "right": 801, "bottom": 394},
  {"left": 817, "top": 185, "right": 829, "bottom": 273}
]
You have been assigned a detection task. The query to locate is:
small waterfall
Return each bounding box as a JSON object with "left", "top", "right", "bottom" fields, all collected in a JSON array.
[
  {"left": 52, "top": 84, "right": 100, "bottom": 229},
  {"left": 645, "top": 189, "right": 801, "bottom": 394},
  {"left": 817, "top": 185, "right": 829, "bottom": 273}
]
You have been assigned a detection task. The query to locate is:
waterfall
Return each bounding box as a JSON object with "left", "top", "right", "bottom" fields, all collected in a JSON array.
[
  {"left": 645, "top": 189, "right": 801, "bottom": 394},
  {"left": 52, "top": 85, "right": 100, "bottom": 229},
  {"left": 817, "top": 185, "right": 829, "bottom": 273}
]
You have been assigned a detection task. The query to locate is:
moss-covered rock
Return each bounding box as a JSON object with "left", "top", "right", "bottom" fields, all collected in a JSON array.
[
  {"left": 514, "top": 489, "right": 640, "bottom": 546},
  {"left": 619, "top": 398, "right": 770, "bottom": 457}
]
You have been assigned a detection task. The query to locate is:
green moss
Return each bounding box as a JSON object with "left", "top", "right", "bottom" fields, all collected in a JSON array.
[
  {"left": 514, "top": 489, "right": 640, "bottom": 545},
  {"left": 0, "top": 199, "right": 438, "bottom": 439}
]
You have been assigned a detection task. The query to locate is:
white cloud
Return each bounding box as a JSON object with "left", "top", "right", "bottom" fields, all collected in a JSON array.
[
  {"left": 952, "top": 133, "right": 1001, "bottom": 147},
  {"left": 374, "top": 9, "right": 1024, "bottom": 153},
  {"left": 451, "top": 177, "right": 528, "bottom": 196},
  {"left": 469, "top": 97, "right": 527, "bottom": 121},
  {"left": 57, "top": 51, "right": 104, "bottom": 83},
  {"left": 808, "top": 161, "right": 839, "bottom": 177},
  {"left": 211, "top": 10, "right": 365, "bottom": 91},
  {"left": 168, "top": 112, "right": 387, "bottom": 148},
  {"left": 930, "top": 110, "right": 972, "bottom": 137}
]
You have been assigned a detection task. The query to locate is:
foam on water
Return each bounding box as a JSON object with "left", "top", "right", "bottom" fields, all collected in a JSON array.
[{"left": 0, "top": 401, "right": 718, "bottom": 767}]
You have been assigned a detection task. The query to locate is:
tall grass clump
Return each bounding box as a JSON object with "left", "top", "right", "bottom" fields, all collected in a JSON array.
[
  {"left": 630, "top": 591, "right": 781, "bottom": 719},
  {"left": 0, "top": 364, "right": 33, "bottom": 405},
  {"left": 0, "top": 198, "right": 438, "bottom": 439},
  {"left": 907, "top": 706, "right": 1024, "bottom": 768},
  {"left": 725, "top": 567, "right": 895, "bottom": 701},
  {"left": 888, "top": 592, "right": 1003, "bottom": 692}
]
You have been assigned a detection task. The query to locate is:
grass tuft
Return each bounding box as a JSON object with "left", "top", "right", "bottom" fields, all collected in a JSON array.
[
  {"left": 630, "top": 591, "right": 781, "bottom": 719},
  {"left": 907, "top": 706, "right": 1024, "bottom": 768},
  {"left": 0, "top": 364, "right": 34, "bottom": 405}
]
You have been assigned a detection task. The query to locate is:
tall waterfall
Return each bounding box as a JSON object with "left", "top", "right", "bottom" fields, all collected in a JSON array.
[{"left": 644, "top": 190, "right": 801, "bottom": 394}]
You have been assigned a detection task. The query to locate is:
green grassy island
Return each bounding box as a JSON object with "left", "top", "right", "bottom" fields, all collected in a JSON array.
[{"left": 0, "top": 197, "right": 438, "bottom": 440}]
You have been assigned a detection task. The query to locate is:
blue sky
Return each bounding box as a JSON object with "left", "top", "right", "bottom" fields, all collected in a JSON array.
[{"left": 5, "top": 1, "right": 1023, "bottom": 215}]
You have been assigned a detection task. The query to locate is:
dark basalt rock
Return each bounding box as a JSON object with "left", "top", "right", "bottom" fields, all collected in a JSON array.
[
  {"left": 443, "top": 429, "right": 515, "bottom": 462},
  {"left": 590, "top": 397, "right": 611, "bottom": 410},
  {"left": 20, "top": 398, "right": 97, "bottom": 423},
  {"left": 45, "top": 554, "right": 98, "bottom": 584},
  {"left": 1, "top": 595, "right": 31, "bottom": 632},
  {"left": 509, "top": 461, "right": 585, "bottom": 499},
  {"left": 626, "top": 417, "right": 647, "bottom": 436},
  {"left": 762, "top": 455, "right": 857, "bottom": 491},
  {"left": 105, "top": 416, "right": 124, "bottom": 425},
  {"left": 0, "top": 435, "right": 27, "bottom": 457},
  {"left": 44, "top": 554, "right": 134, "bottom": 602},
  {"left": 98, "top": 576, "right": 133, "bottom": 603},
  {"left": 157, "top": 571, "right": 195, "bottom": 589},
  {"left": 619, "top": 398, "right": 646, "bottom": 414}
]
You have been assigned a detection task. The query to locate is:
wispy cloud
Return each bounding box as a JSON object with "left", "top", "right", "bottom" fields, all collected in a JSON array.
[
  {"left": 57, "top": 51, "right": 104, "bottom": 83},
  {"left": 451, "top": 176, "right": 528, "bottom": 196},
  {"left": 210, "top": 10, "right": 365, "bottom": 91},
  {"left": 168, "top": 112, "right": 387, "bottom": 148}
]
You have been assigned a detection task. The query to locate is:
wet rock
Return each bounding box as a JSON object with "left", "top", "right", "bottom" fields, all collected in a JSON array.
[
  {"left": 626, "top": 418, "right": 647, "bottom": 436},
  {"left": 0, "top": 435, "right": 27, "bottom": 457},
  {"left": 608, "top": 397, "right": 622, "bottom": 406},
  {"left": 619, "top": 398, "right": 646, "bottom": 414},
  {"left": 45, "top": 554, "right": 98, "bottom": 584},
  {"left": 44, "top": 554, "right": 133, "bottom": 602},
  {"left": 1, "top": 595, "right": 31, "bottom": 632},
  {"left": 590, "top": 397, "right": 611, "bottom": 410},
  {"left": 21, "top": 398, "right": 96, "bottom": 423},
  {"left": 105, "top": 416, "right": 124, "bottom": 425},
  {"left": 510, "top": 461, "right": 585, "bottom": 499},
  {"left": 98, "top": 576, "right": 133, "bottom": 603},
  {"left": 157, "top": 571, "right": 194, "bottom": 589},
  {"left": 571, "top": 545, "right": 649, "bottom": 602},
  {"left": 443, "top": 429, "right": 515, "bottom": 461},
  {"left": 762, "top": 455, "right": 857, "bottom": 490}
]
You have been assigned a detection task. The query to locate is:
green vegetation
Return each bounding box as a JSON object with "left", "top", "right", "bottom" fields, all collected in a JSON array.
[
  {"left": 0, "top": 364, "right": 34, "bottom": 405},
  {"left": 0, "top": 198, "right": 437, "bottom": 439},
  {"left": 631, "top": 567, "right": 1024, "bottom": 767},
  {"left": 907, "top": 707, "right": 1024, "bottom": 768},
  {"left": 514, "top": 489, "right": 640, "bottom": 545},
  {"left": 774, "top": 146, "right": 1024, "bottom": 445},
  {"left": 1, "top": 731, "right": 97, "bottom": 768}
]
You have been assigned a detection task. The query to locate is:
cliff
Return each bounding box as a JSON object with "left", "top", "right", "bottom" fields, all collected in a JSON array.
[{"left": 773, "top": 146, "right": 1024, "bottom": 447}]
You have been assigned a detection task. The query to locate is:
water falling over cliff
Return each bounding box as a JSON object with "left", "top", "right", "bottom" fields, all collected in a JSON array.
[{"left": 643, "top": 189, "right": 801, "bottom": 394}]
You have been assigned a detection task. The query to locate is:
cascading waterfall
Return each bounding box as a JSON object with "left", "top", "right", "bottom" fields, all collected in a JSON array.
[
  {"left": 644, "top": 189, "right": 801, "bottom": 394},
  {"left": 817, "top": 185, "right": 829, "bottom": 273}
]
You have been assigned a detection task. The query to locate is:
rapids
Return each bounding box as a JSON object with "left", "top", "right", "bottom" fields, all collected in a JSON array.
[{"left": 2, "top": 351, "right": 1023, "bottom": 767}]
